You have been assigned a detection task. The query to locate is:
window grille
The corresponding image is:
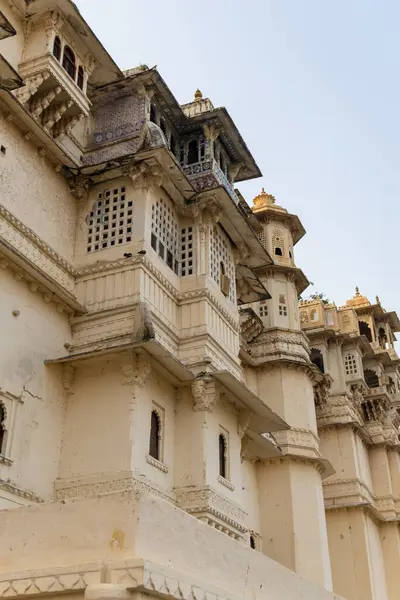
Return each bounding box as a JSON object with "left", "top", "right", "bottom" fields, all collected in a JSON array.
[
  {"left": 86, "top": 187, "right": 133, "bottom": 253},
  {"left": 151, "top": 199, "right": 180, "bottom": 274},
  {"left": 149, "top": 410, "right": 161, "bottom": 460},
  {"left": 279, "top": 304, "right": 288, "bottom": 316},
  {"left": 181, "top": 227, "right": 194, "bottom": 276},
  {"left": 53, "top": 36, "right": 61, "bottom": 61},
  {"left": 272, "top": 228, "right": 284, "bottom": 256},
  {"left": 257, "top": 229, "right": 268, "bottom": 250},
  {"left": 62, "top": 46, "right": 76, "bottom": 80},
  {"left": 344, "top": 353, "right": 358, "bottom": 375},
  {"left": 77, "top": 66, "right": 84, "bottom": 90},
  {"left": 219, "top": 433, "right": 227, "bottom": 479},
  {"left": 259, "top": 304, "right": 268, "bottom": 317},
  {"left": 209, "top": 226, "right": 236, "bottom": 303}
]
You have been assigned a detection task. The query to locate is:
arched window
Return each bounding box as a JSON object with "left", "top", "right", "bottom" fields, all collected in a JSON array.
[
  {"left": 77, "top": 66, "right": 84, "bottom": 90},
  {"left": 53, "top": 35, "right": 62, "bottom": 61},
  {"left": 62, "top": 46, "right": 76, "bottom": 80},
  {"left": 219, "top": 433, "right": 227, "bottom": 479},
  {"left": 274, "top": 247, "right": 283, "bottom": 256},
  {"left": 359, "top": 321, "right": 373, "bottom": 343},
  {"left": 149, "top": 409, "right": 161, "bottom": 460},
  {"left": 250, "top": 535, "right": 256, "bottom": 550},
  {"left": 187, "top": 139, "right": 198, "bottom": 165},
  {"left": 364, "top": 369, "right": 379, "bottom": 388},
  {"left": 0, "top": 404, "right": 5, "bottom": 455},
  {"left": 150, "top": 104, "right": 157, "bottom": 123},
  {"left": 311, "top": 348, "right": 325, "bottom": 373}
]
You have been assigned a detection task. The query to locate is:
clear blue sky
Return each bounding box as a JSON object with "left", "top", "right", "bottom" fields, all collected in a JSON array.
[{"left": 77, "top": 0, "right": 400, "bottom": 311}]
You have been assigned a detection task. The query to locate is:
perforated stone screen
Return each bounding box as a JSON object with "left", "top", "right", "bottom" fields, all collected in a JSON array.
[
  {"left": 209, "top": 226, "right": 236, "bottom": 303},
  {"left": 87, "top": 187, "right": 133, "bottom": 253}
]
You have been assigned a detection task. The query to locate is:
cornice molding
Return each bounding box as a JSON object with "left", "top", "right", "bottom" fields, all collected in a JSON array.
[{"left": 0, "top": 478, "right": 44, "bottom": 504}]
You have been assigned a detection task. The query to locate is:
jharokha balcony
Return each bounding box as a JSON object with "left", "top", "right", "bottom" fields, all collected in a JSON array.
[{"left": 183, "top": 159, "right": 239, "bottom": 204}]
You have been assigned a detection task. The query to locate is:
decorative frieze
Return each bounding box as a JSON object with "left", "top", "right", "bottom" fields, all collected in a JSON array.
[{"left": 175, "top": 485, "right": 247, "bottom": 539}]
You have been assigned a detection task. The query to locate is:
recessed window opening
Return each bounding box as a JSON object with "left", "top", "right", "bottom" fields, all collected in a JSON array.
[
  {"left": 150, "top": 104, "right": 157, "bottom": 123},
  {"left": 77, "top": 66, "right": 84, "bottom": 90},
  {"left": 62, "top": 46, "right": 76, "bottom": 80},
  {"left": 187, "top": 139, "right": 198, "bottom": 165},
  {"left": 311, "top": 348, "right": 325, "bottom": 373},
  {"left": 149, "top": 409, "right": 161, "bottom": 461},
  {"left": 160, "top": 118, "right": 167, "bottom": 137},
  {"left": 0, "top": 145, "right": 6, "bottom": 156},
  {"left": 344, "top": 353, "right": 358, "bottom": 376},
  {"left": 250, "top": 535, "right": 256, "bottom": 550},
  {"left": 0, "top": 403, "right": 5, "bottom": 455},
  {"left": 274, "top": 247, "right": 283, "bottom": 256},
  {"left": 378, "top": 327, "right": 388, "bottom": 349},
  {"left": 219, "top": 433, "right": 227, "bottom": 479},
  {"left": 259, "top": 302, "right": 268, "bottom": 317},
  {"left": 289, "top": 250, "right": 292, "bottom": 259},
  {"left": 359, "top": 321, "right": 373, "bottom": 343},
  {"left": 364, "top": 369, "right": 379, "bottom": 388},
  {"left": 53, "top": 35, "right": 62, "bottom": 61}
]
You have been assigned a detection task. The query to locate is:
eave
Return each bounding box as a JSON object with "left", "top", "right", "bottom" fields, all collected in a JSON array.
[
  {"left": 99, "top": 68, "right": 262, "bottom": 183},
  {"left": 190, "top": 186, "right": 273, "bottom": 270},
  {"left": 253, "top": 207, "right": 306, "bottom": 245},
  {"left": 0, "top": 53, "right": 23, "bottom": 91}
]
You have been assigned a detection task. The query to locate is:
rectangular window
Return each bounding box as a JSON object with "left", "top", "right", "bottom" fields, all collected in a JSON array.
[
  {"left": 344, "top": 353, "right": 358, "bottom": 375},
  {"left": 279, "top": 304, "right": 287, "bottom": 317},
  {"left": 86, "top": 187, "right": 131, "bottom": 253},
  {"left": 259, "top": 303, "right": 268, "bottom": 317}
]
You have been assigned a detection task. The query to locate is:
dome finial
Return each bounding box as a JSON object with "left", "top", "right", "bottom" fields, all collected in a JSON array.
[
  {"left": 194, "top": 89, "right": 203, "bottom": 100},
  {"left": 355, "top": 286, "right": 360, "bottom": 296}
]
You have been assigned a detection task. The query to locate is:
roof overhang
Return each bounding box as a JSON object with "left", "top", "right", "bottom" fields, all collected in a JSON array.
[
  {"left": 95, "top": 68, "right": 262, "bottom": 182},
  {"left": 253, "top": 207, "right": 306, "bottom": 245},
  {"left": 0, "top": 10, "right": 17, "bottom": 39},
  {"left": 236, "top": 265, "right": 271, "bottom": 305},
  {"left": 191, "top": 187, "right": 273, "bottom": 270},
  {"left": 213, "top": 370, "right": 289, "bottom": 433},
  {"left": 0, "top": 53, "right": 23, "bottom": 91}
]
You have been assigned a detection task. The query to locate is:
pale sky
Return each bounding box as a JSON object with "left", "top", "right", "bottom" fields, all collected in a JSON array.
[{"left": 76, "top": 0, "right": 400, "bottom": 311}]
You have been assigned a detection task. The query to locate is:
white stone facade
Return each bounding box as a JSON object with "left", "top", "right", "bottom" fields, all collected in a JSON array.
[{"left": 0, "top": 3, "right": 398, "bottom": 600}]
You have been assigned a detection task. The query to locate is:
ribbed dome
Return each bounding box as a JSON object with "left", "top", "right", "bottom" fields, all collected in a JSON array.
[{"left": 346, "top": 287, "right": 371, "bottom": 308}]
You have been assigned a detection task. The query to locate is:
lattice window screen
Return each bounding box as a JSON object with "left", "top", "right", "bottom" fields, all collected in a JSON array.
[
  {"left": 344, "top": 353, "right": 358, "bottom": 375},
  {"left": 151, "top": 198, "right": 180, "bottom": 274},
  {"left": 86, "top": 186, "right": 133, "bottom": 253},
  {"left": 272, "top": 228, "right": 285, "bottom": 255},
  {"left": 209, "top": 226, "right": 236, "bottom": 303},
  {"left": 181, "top": 226, "right": 194, "bottom": 276}
]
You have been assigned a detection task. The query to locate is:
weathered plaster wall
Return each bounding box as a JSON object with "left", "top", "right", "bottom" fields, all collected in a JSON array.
[
  {"left": 0, "top": 491, "right": 343, "bottom": 600},
  {"left": 0, "top": 269, "right": 69, "bottom": 503},
  {"left": 58, "top": 357, "right": 132, "bottom": 479},
  {"left": 0, "top": 120, "right": 77, "bottom": 262},
  {"left": 326, "top": 509, "right": 389, "bottom": 600}
]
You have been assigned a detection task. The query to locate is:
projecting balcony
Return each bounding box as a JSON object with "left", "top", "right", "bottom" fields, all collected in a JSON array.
[
  {"left": 13, "top": 52, "right": 90, "bottom": 138},
  {"left": 183, "top": 159, "right": 239, "bottom": 204}
]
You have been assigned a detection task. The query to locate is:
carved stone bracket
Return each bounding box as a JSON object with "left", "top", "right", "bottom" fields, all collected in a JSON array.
[
  {"left": 121, "top": 353, "right": 151, "bottom": 389},
  {"left": 191, "top": 377, "right": 219, "bottom": 412}
]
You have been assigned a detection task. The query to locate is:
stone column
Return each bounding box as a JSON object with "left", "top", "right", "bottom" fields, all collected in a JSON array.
[
  {"left": 121, "top": 352, "right": 151, "bottom": 470},
  {"left": 174, "top": 376, "right": 219, "bottom": 489},
  {"left": 256, "top": 362, "right": 333, "bottom": 590}
]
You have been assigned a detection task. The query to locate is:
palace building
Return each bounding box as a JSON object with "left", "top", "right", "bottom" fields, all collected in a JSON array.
[{"left": 0, "top": 2, "right": 399, "bottom": 600}]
